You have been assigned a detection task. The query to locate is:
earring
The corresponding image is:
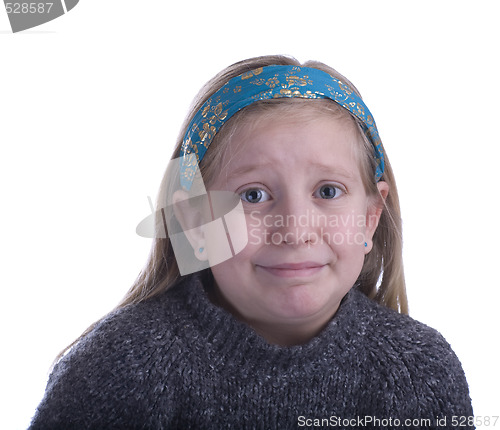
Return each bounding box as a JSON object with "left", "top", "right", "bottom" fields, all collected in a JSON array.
[
  {"left": 194, "top": 243, "right": 207, "bottom": 262},
  {"left": 364, "top": 242, "right": 368, "bottom": 247}
]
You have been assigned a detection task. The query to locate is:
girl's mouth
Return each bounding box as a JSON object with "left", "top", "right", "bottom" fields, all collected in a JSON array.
[{"left": 256, "top": 262, "right": 326, "bottom": 278}]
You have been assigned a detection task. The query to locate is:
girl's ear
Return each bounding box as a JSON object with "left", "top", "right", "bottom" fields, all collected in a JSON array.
[
  {"left": 172, "top": 190, "right": 208, "bottom": 261},
  {"left": 364, "top": 181, "right": 389, "bottom": 253}
]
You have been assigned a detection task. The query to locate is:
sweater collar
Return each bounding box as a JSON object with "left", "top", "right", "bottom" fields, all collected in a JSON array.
[{"left": 168, "top": 273, "right": 369, "bottom": 363}]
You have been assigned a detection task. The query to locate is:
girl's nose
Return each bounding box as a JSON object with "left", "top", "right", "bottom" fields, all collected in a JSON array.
[{"left": 266, "top": 194, "right": 320, "bottom": 247}]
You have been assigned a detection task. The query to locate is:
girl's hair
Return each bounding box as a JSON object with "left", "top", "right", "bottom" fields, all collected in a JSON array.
[{"left": 57, "top": 55, "right": 407, "bottom": 362}]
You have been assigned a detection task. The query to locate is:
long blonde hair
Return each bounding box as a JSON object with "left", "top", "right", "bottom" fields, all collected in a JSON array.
[{"left": 57, "top": 55, "right": 407, "bottom": 362}]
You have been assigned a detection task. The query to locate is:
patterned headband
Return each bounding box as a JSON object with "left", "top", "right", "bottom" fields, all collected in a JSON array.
[{"left": 179, "top": 65, "right": 384, "bottom": 189}]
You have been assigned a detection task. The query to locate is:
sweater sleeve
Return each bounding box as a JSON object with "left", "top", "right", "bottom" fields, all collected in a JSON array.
[
  {"left": 357, "top": 293, "right": 474, "bottom": 425},
  {"left": 28, "top": 307, "right": 183, "bottom": 430},
  {"left": 386, "top": 321, "right": 475, "bottom": 426},
  {"left": 412, "top": 331, "right": 474, "bottom": 423}
]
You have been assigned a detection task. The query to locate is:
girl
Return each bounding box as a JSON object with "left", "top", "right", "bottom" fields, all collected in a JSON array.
[{"left": 30, "top": 56, "right": 474, "bottom": 429}]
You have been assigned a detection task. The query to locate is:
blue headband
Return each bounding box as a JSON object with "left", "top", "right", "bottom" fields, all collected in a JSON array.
[{"left": 180, "top": 65, "right": 384, "bottom": 189}]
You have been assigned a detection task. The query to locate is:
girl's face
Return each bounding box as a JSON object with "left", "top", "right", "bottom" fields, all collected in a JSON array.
[{"left": 206, "top": 110, "right": 388, "bottom": 345}]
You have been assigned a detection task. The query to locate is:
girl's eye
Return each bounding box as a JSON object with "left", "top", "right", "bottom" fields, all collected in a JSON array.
[
  {"left": 316, "top": 184, "right": 344, "bottom": 199},
  {"left": 240, "top": 188, "right": 271, "bottom": 204}
]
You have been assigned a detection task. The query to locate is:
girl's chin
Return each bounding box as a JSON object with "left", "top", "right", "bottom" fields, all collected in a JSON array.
[{"left": 258, "top": 287, "right": 339, "bottom": 320}]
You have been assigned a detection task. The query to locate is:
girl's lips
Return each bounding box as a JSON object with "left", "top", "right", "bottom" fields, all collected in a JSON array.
[{"left": 256, "top": 262, "right": 326, "bottom": 278}]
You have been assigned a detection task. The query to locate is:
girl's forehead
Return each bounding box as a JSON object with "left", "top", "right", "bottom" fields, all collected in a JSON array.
[
  {"left": 235, "top": 100, "right": 356, "bottom": 131},
  {"left": 227, "top": 106, "right": 359, "bottom": 154},
  {"left": 220, "top": 112, "right": 362, "bottom": 177}
]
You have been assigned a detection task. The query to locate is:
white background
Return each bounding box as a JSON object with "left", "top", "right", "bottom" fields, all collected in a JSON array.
[{"left": 1, "top": 1, "right": 499, "bottom": 428}]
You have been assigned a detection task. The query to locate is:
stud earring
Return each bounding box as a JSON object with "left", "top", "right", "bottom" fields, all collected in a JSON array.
[
  {"left": 194, "top": 243, "right": 207, "bottom": 262},
  {"left": 364, "top": 242, "right": 368, "bottom": 247}
]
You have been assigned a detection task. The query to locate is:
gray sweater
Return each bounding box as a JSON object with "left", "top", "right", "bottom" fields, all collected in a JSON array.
[{"left": 30, "top": 275, "right": 474, "bottom": 429}]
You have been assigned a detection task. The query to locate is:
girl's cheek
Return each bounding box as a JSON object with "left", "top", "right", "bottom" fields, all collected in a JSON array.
[
  {"left": 322, "top": 226, "right": 367, "bottom": 248},
  {"left": 246, "top": 210, "right": 264, "bottom": 241}
]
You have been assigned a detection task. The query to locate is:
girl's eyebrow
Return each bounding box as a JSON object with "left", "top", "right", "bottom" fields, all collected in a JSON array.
[
  {"left": 311, "top": 163, "right": 355, "bottom": 180},
  {"left": 226, "top": 162, "right": 275, "bottom": 179}
]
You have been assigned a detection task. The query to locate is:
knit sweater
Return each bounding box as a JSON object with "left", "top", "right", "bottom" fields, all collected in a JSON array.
[{"left": 30, "top": 275, "right": 474, "bottom": 429}]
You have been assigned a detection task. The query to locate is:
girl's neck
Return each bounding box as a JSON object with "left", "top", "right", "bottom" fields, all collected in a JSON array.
[{"left": 206, "top": 279, "right": 338, "bottom": 347}]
